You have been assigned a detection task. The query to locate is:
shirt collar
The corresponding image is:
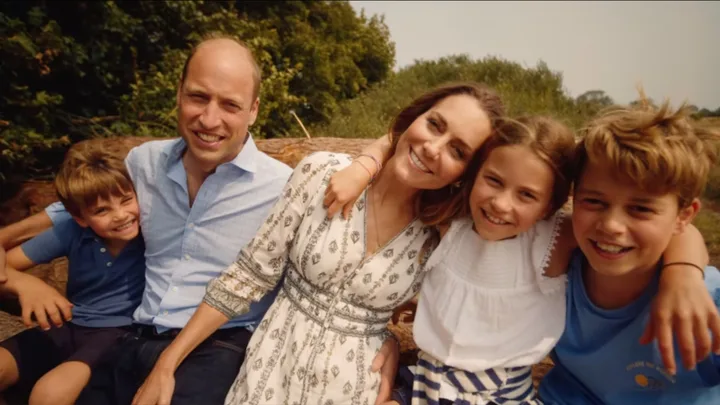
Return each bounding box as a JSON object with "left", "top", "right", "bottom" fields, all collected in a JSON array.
[{"left": 161, "top": 134, "right": 259, "bottom": 174}]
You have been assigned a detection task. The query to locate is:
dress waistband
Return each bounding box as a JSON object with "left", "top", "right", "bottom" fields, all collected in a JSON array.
[{"left": 282, "top": 264, "right": 391, "bottom": 337}]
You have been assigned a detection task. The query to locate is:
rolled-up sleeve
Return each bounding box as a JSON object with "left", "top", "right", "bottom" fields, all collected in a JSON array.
[{"left": 204, "top": 152, "right": 342, "bottom": 318}]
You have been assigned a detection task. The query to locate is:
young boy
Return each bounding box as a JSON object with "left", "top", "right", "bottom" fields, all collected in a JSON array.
[
  {"left": 0, "top": 143, "right": 146, "bottom": 405},
  {"left": 539, "top": 98, "right": 720, "bottom": 404}
]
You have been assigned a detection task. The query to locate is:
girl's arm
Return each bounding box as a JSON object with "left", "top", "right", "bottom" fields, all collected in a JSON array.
[
  {"left": 324, "top": 134, "right": 392, "bottom": 219},
  {"left": 646, "top": 224, "right": 720, "bottom": 375},
  {"left": 543, "top": 215, "right": 576, "bottom": 278}
]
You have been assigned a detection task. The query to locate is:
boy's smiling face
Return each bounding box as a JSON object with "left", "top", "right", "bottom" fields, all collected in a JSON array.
[
  {"left": 572, "top": 159, "right": 699, "bottom": 277},
  {"left": 73, "top": 190, "right": 141, "bottom": 245}
]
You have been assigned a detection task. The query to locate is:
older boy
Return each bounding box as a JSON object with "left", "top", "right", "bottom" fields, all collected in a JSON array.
[
  {"left": 539, "top": 99, "right": 720, "bottom": 404},
  {"left": 0, "top": 143, "right": 146, "bottom": 405}
]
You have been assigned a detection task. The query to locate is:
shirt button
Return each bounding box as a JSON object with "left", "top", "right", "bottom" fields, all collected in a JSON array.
[
  {"left": 188, "top": 223, "right": 194, "bottom": 229},
  {"left": 163, "top": 310, "right": 169, "bottom": 316},
  {"left": 100, "top": 247, "right": 107, "bottom": 253},
  {"left": 106, "top": 262, "right": 112, "bottom": 267},
  {"left": 184, "top": 254, "right": 191, "bottom": 260},
  {"left": 172, "top": 286, "right": 179, "bottom": 292}
]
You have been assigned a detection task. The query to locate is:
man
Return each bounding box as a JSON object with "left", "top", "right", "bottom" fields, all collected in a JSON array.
[{"left": 0, "top": 34, "right": 399, "bottom": 405}]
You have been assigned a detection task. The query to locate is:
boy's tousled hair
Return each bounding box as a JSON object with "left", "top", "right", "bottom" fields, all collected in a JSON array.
[
  {"left": 388, "top": 81, "right": 506, "bottom": 226},
  {"left": 54, "top": 143, "right": 135, "bottom": 218},
  {"left": 574, "top": 88, "right": 720, "bottom": 208},
  {"left": 466, "top": 115, "right": 576, "bottom": 218}
]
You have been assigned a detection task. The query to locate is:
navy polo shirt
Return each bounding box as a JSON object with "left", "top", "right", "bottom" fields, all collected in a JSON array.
[{"left": 21, "top": 215, "right": 146, "bottom": 327}]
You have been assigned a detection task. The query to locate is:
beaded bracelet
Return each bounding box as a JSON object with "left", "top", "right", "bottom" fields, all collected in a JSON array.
[{"left": 662, "top": 261, "right": 705, "bottom": 279}]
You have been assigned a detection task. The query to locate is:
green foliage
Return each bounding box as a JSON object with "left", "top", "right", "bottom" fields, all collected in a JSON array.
[
  {"left": 304, "top": 54, "right": 593, "bottom": 140},
  {"left": 0, "top": 0, "right": 394, "bottom": 189}
]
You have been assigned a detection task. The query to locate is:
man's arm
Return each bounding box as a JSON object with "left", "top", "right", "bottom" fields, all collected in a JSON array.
[{"left": 0, "top": 210, "right": 54, "bottom": 250}]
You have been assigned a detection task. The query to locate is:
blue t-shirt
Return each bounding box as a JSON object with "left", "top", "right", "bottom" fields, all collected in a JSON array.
[
  {"left": 21, "top": 215, "right": 146, "bottom": 327},
  {"left": 539, "top": 251, "right": 720, "bottom": 404}
]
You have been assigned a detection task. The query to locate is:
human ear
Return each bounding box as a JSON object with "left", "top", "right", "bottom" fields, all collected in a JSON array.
[{"left": 674, "top": 198, "right": 701, "bottom": 234}]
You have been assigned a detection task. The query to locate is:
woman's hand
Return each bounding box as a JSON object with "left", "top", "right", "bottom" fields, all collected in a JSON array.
[
  {"left": 132, "top": 358, "right": 176, "bottom": 405},
  {"left": 642, "top": 265, "right": 720, "bottom": 375},
  {"left": 324, "top": 159, "right": 374, "bottom": 219},
  {"left": 372, "top": 333, "right": 400, "bottom": 405}
]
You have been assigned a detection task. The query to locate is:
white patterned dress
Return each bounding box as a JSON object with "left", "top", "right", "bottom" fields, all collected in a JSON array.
[{"left": 204, "top": 152, "right": 438, "bottom": 405}]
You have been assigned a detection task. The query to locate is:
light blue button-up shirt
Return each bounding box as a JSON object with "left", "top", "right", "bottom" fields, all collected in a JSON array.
[{"left": 47, "top": 137, "right": 292, "bottom": 332}]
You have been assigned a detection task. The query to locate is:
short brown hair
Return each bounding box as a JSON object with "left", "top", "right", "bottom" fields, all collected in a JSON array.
[
  {"left": 471, "top": 116, "right": 576, "bottom": 218},
  {"left": 180, "top": 32, "right": 262, "bottom": 100},
  {"left": 388, "top": 82, "right": 505, "bottom": 226},
  {"left": 574, "top": 92, "right": 720, "bottom": 208},
  {"left": 55, "top": 143, "right": 135, "bottom": 218}
]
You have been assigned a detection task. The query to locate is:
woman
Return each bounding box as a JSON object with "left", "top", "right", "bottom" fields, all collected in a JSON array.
[{"left": 132, "top": 82, "right": 505, "bottom": 405}]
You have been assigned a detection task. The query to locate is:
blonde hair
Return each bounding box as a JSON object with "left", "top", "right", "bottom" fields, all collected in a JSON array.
[
  {"left": 387, "top": 82, "right": 506, "bottom": 226},
  {"left": 575, "top": 89, "right": 720, "bottom": 208},
  {"left": 54, "top": 143, "right": 135, "bottom": 218},
  {"left": 180, "top": 32, "right": 262, "bottom": 100},
  {"left": 470, "top": 116, "right": 576, "bottom": 218}
]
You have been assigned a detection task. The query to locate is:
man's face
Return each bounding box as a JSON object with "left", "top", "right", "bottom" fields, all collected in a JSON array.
[{"left": 176, "top": 39, "right": 259, "bottom": 172}]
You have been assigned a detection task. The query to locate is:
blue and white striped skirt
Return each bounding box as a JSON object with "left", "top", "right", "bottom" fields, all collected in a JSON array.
[{"left": 412, "top": 351, "right": 542, "bottom": 405}]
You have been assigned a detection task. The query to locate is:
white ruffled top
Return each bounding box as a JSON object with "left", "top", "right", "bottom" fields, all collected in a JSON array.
[{"left": 413, "top": 212, "right": 568, "bottom": 372}]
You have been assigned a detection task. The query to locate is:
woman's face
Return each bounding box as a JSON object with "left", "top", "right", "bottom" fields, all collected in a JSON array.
[{"left": 390, "top": 94, "right": 492, "bottom": 190}]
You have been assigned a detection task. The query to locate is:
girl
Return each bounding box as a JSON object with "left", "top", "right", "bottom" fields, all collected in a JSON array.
[{"left": 325, "top": 115, "right": 714, "bottom": 405}]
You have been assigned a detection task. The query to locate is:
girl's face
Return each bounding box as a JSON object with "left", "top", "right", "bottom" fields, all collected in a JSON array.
[
  {"left": 469, "top": 144, "right": 555, "bottom": 241},
  {"left": 390, "top": 94, "right": 492, "bottom": 190}
]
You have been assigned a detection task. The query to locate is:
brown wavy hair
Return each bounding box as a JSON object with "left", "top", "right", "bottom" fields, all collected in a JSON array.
[{"left": 387, "top": 82, "right": 505, "bottom": 226}]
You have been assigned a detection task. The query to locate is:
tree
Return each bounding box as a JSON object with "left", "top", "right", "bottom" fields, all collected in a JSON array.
[{"left": 0, "top": 0, "right": 394, "bottom": 189}]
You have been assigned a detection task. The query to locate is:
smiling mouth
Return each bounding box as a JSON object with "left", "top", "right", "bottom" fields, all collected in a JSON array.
[
  {"left": 194, "top": 131, "right": 223, "bottom": 144},
  {"left": 114, "top": 219, "right": 137, "bottom": 233},
  {"left": 591, "top": 239, "right": 633, "bottom": 255},
  {"left": 481, "top": 209, "right": 510, "bottom": 225},
  {"left": 409, "top": 149, "right": 432, "bottom": 173}
]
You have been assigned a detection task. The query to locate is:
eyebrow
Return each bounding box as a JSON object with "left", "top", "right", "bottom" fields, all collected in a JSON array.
[
  {"left": 184, "top": 86, "right": 245, "bottom": 108},
  {"left": 430, "top": 111, "right": 473, "bottom": 152},
  {"left": 576, "top": 188, "right": 660, "bottom": 204}
]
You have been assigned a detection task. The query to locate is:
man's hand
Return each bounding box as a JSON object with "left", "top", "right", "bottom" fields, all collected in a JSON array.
[
  {"left": 642, "top": 265, "right": 720, "bottom": 375},
  {"left": 9, "top": 270, "right": 73, "bottom": 330},
  {"left": 372, "top": 333, "right": 400, "bottom": 405}
]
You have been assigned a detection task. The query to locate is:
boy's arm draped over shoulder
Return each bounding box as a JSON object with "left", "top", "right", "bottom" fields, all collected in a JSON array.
[
  {"left": 324, "top": 134, "right": 392, "bottom": 219},
  {"left": 644, "top": 224, "right": 720, "bottom": 375},
  {"left": 204, "top": 152, "right": 346, "bottom": 319}
]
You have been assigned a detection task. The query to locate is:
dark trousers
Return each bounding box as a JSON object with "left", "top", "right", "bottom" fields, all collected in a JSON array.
[{"left": 76, "top": 324, "right": 252, "bottom": 405}]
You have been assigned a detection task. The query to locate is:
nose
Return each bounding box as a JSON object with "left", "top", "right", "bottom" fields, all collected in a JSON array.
[
  {"left": 490, "top": 192, "right": 512, "bottom": 213},
  {"left": 596, "top": 211, "right": 626, "bottom": 236},
  {"left": 198, "top": 102, "right": 221, "bottom": 129},
  {"left": 422, "top": 138, "right": 444, "bottom": 160}
]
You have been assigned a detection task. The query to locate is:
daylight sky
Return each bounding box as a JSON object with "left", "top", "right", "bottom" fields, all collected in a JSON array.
[{"left": 349, "top": 1, "right": 720, "bottom": 109}]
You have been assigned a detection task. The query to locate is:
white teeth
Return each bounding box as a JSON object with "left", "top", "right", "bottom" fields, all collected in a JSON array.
[
  {"left": 409, "top": 150, "right": 431, "bottom": 173},
  {"left": 196, "top": 132, "right": 221, "bottom": 143},
  {"left": 483, "top": 210, "right": 509, "bottom": 225},
  {"left": 115, "top": 220, "right": 135, "bottom": 232},
  {"left": 595, "top": 241, "right": 625, "bottom": 253}
]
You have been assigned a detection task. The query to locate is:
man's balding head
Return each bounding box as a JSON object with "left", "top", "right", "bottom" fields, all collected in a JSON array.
[{"left": 180, "top": 34, "right": 262, "bottom": 100}]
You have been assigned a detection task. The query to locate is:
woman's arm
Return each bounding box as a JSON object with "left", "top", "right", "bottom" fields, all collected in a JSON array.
[
  {"left": 325, "top": 134, "right": 393, "bottom": 219},
  {"left": 132, "top": 152, "right": 346, "bottom": 405}
]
